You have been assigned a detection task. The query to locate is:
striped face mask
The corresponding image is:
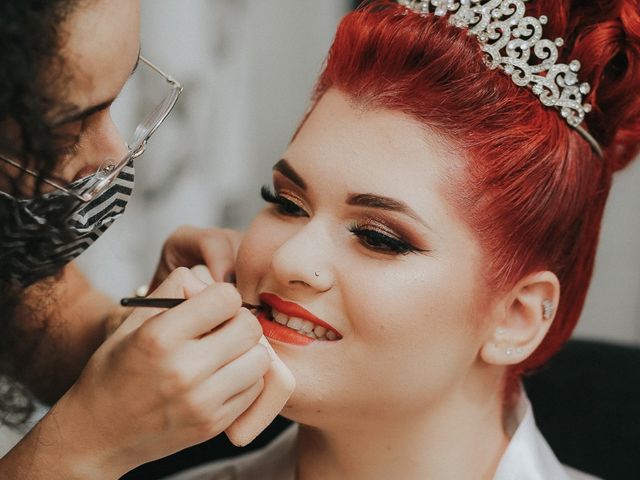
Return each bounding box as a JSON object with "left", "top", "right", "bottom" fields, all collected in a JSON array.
[{"left": 0, "top": 162, "right": 134, "bottom": 287}]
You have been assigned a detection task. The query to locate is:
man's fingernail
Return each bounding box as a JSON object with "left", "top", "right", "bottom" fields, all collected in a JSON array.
[{"left": 224, "top": 271, "right": 237, "bottom": 284}]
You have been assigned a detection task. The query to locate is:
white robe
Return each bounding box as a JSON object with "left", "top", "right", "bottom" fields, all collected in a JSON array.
[{"left": 164, "top": 391, "right": 600, "bottom": 480}]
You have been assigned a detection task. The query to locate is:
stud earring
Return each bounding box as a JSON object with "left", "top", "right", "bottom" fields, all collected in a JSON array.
[
  {"left": 314, "top": 271, "right": 320, "bottom": 277},
  {"left": 542, "top": 299, "right": 554, "bottom": 321},
  {"left": 505, "top": 347, "right": 525, "bottom": 357}
]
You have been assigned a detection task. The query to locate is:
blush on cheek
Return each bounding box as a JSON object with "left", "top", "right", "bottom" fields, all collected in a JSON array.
[
  {"left": 234, "top": 241, "right": 260, "bottom": 295},
  {"left": 234, "top": 214, "right": 283, "bottom": 292}
]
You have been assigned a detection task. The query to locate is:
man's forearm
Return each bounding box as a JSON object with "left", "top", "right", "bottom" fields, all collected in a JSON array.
[{"left": 0, "top": 398, "right": 123, "bottom": 480}]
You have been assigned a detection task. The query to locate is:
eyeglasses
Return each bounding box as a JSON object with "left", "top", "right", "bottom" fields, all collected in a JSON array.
[{"left": 0, "top": 56, "right": 183, "bottom": 202}]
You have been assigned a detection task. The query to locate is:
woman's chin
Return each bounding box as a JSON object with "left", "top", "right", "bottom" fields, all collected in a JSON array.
[
  {"left": 278, "top": 388, "right": 353, "bottom": 430},
  {"left": 280, "top": 403, "right": 327, "bottom": 428}
]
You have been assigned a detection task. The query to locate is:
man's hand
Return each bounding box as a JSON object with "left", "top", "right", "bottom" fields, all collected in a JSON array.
[
  {"left": 1, "top": 267, "right": 270, "bottom": 480},
  {"left": 150, "top": 226, "right": 243, "bottom": 290}
]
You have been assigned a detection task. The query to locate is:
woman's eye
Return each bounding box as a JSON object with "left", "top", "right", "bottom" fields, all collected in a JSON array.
[
  {"left": 350, "top": 225, "right": 417, "bottom": 255},
  {"left": 260, "top": 185, "right": 308, "bottom": 217}
]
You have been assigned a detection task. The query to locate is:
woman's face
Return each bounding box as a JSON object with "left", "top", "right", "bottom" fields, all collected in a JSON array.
[{"left": 236, "top": 89, "right": 497, "bottom": 427}]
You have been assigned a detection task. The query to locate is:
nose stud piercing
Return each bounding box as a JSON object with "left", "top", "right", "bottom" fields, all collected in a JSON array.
[{"left": 542, "top": 300, "right": 554, "bottom": 321}]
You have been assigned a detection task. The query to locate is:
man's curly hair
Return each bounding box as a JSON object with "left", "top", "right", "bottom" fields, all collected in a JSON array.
[{"left": 0, "top": 0, "right": 81, "bottom": 428}]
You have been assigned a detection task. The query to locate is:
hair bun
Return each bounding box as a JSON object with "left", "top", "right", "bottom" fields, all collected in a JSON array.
[{"left": 546, "top": 0, "right": 640, "bottom": 172}]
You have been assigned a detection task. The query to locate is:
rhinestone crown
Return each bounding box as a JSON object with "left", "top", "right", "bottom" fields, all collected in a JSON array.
[{"left": 397, "top": 0, "right": 602, "bottom": 155}]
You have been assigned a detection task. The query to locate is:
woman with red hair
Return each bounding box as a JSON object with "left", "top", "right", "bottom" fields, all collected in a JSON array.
[{"left": 171, "top": 1, "right": 639, "bottom": 479}]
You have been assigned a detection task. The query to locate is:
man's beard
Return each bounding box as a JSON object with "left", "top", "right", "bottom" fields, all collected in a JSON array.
[
  {"left": 0, "top": 276, "right": 78, "bottom": 408},
  {"left": 0, "top": 280, "right": 37, "bottom": 427}
]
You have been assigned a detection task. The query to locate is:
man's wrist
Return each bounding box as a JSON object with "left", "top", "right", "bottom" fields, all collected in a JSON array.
[
  {"left": 103, "top": 306, "right": 132, "bottom": 339},
  {"left": 0, "top": 396, "right": 126, "bottom": 480}
]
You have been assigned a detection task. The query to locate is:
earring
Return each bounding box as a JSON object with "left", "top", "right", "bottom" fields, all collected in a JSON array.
[
  {"left": 496, "top": 327, "right": 507, "bottom": 336},
  {"left": 314, "top": 271, "right": 320, "bottom": 277},
  {"left": 542, "top": 299, "right": 554, "bottom": 321},
  {"left": 505, "top": 347, "right": 525, "bottom": 357}
]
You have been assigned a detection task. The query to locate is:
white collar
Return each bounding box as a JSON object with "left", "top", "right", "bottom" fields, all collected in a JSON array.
[
  {"left": 494, "top": 388, "right": 595, "bottom": 480},
  {"left": 164, "top": 389, "right": 597, "bottom": 480}
]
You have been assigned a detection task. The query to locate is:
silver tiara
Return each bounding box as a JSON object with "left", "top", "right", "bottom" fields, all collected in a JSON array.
[{"left": 397, "top": 0, "right": 603, "bottom": 156}]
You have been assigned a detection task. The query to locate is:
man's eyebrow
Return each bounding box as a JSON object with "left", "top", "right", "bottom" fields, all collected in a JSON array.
[
  {"left": 52, "top": 50, "right": 141, "bottom": 127},
  {"left": 347, "top": 193, "right": 431, "bottom": 229},
  {"left": 272, "top": 158, "right": 307, "bottom": 190},
  {"left": 52, "top": 99, "right": 115, "bottom": 127}
]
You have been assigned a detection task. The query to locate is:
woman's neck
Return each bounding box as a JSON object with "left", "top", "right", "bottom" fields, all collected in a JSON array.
[{"left": 295, "top": 376, "right": 509, "bottom": 480}]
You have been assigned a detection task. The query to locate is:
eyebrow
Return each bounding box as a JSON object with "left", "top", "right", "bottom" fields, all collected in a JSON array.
[
  {"left": 53, "top": 99, "right": 115, "bottom": 126},
  {"left": 52, "top": 50, "right": 142, "bottom": 127},
  {"left": 273, "top": 158, "right": 307, "bottom": 190},
  {"left": 273, "top": 158, "right": 430, "bottom": 229},
  {"left": 347, "top": 193, "right": 431, "bottom": 229}
]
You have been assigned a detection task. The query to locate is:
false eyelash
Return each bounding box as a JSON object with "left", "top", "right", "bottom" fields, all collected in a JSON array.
[
  {"left": 348, "top": 221, "right": 421, "bottom": 256},
  {"left": 260, "top": 185, "right": 308, "bottom": 217}
]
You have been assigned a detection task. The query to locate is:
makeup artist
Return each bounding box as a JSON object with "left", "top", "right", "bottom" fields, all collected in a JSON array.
[{"left": 0, "top": 1, "right": 269, "bottom": 478}]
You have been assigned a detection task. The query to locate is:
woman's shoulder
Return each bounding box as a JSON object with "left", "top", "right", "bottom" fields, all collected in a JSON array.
[{"left": 162, "top": 424, "right": 298, "bottom": 480}]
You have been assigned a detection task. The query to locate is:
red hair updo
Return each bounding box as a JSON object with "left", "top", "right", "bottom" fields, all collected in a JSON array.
[{"left": 311, "top": 0, "right": 640, "bottom": 380}]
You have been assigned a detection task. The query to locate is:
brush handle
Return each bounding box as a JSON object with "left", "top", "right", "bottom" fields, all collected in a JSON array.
[{"left": 120, "top": 297, "right": 260, "bottom": 310}]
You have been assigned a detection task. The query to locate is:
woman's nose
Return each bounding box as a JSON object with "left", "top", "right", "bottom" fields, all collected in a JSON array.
[{"left": 270, "top": 220, "right": 335, "bottom": 293}]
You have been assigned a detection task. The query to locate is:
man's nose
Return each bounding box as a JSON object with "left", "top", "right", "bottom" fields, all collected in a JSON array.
[
  {"left": 74, "top": 112, "right": 128, "bottom": 180},
  {"left": 94, "top": 112, "right": 129, "bottom": 169}
]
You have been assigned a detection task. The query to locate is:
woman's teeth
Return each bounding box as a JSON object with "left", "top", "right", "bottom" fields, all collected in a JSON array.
[{"left": 271, "top": 310, "right": 339, "bottom": 341}]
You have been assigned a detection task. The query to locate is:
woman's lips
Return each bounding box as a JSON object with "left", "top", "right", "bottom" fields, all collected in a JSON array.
[
  {"left": 259, "top": 293, "right": 340, "bottom": 333},
  {"left": 258, "top": 293, "right": 342, "bottom": 345},
  {"left": 257, "top": 311, "right": 315, "bottom": 346}
]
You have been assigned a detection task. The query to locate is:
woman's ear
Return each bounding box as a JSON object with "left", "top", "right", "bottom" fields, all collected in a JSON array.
[{"left": 480, "top": 271, "right": 560, "bottom": 366}]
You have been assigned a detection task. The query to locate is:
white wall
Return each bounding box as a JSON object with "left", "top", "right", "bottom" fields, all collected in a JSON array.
[
  {"left": 78, "top": 0, "right": 640, "bottom": 346},
  {"left": 78, "top": 0, "right": 349, "bottom": 293},
  {"left": 575, "top": 159, "right": 640, "bottom": 343}
]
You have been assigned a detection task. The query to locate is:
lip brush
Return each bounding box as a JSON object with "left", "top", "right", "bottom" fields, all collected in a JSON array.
[{"left": 120, "top": 297, "right": 261, "bottom": 310}]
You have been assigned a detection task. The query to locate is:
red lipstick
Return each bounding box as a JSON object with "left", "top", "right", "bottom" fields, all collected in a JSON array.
[
  {"left": 258, "top": 293, "right": 341, "bottom": 345},
  {"left": 257, "top": 311, "right": 314, "bottom": 346},
  {"left": 260, "top": 293, "right": 339, "bottom": 334}
]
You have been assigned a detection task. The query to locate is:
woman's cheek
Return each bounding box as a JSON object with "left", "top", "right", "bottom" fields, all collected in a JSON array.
[{"left": 235, "top": 212, "right": 289, "bottom": 290}]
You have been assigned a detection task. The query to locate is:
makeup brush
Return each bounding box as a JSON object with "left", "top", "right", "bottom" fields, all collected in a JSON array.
[
  {"left": 120, "top": 295, "right": 294, "bottom": 447},
  {"left": 120, "top": 297, "right": 262, "bottom": 311}
]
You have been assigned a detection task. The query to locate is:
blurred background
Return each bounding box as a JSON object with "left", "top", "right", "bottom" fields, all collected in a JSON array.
[{"left": 77, "top": 0, "right": 640, "bottom": 345}]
